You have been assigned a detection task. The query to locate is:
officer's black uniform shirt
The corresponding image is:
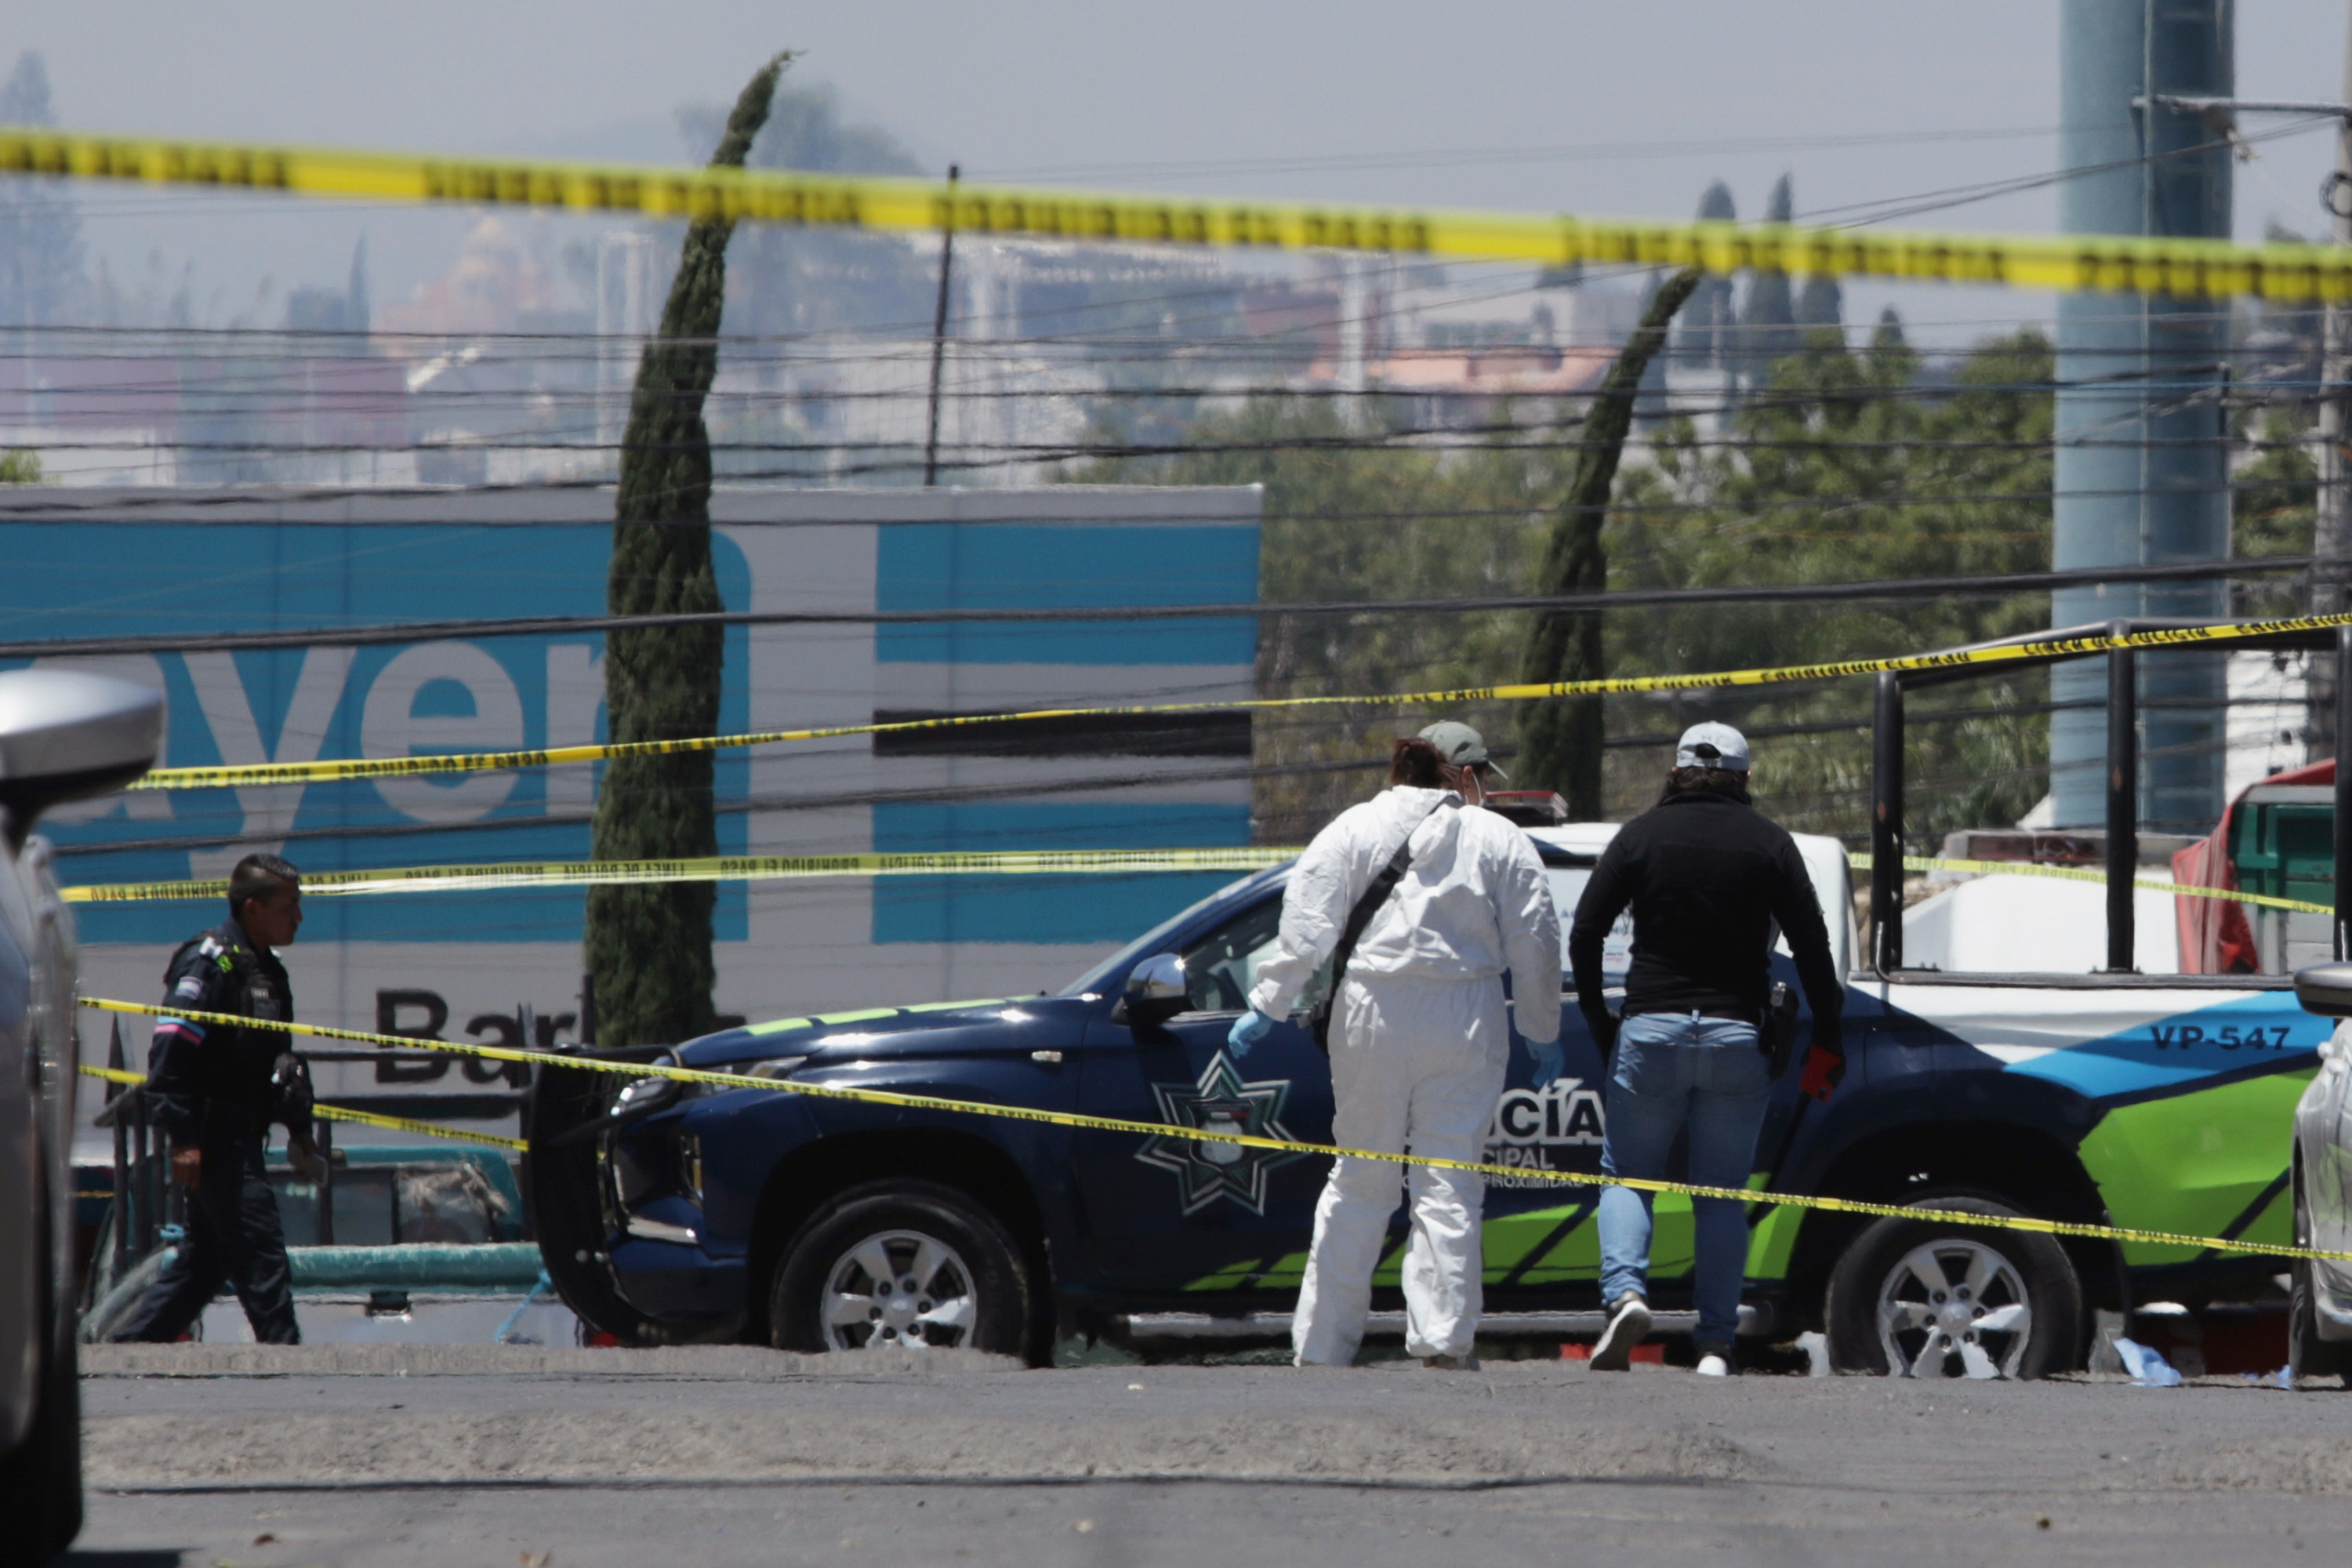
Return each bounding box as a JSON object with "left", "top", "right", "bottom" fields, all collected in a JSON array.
[
  {"left": 147, "top": 916, "right": 296, "bottom": 1144},
  {"left": 1568, "top": 787, "right": 1842, "bottom": 1037}
]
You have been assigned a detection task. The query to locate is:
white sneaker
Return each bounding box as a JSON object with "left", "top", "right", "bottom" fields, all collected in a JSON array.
[
  {"left": 1589, "top": 1294, "right": 1651, "bottom": 1371},
  {"left": 1696, "top": 1352, "right": 1732, "bottom": 1377}
]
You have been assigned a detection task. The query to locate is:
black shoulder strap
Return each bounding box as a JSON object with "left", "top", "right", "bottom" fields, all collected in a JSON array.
[{"left": 1309, "top": 798, "right": 1448, "bottom": 1053}]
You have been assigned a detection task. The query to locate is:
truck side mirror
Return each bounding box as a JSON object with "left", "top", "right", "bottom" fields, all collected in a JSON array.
[
  {"left": 1112, "top": 953, "right": 1192, "bottom": 1028},
  {"left": 2294, "top": 962, "right": 2352, "bottom": 1019},
  {"left": 0, "top": 670, "right": 164, "bottom": 847}
]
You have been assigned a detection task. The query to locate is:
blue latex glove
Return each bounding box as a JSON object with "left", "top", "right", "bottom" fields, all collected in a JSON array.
[
  {"left": 1527, "top": 1038, "right": 1566, "bottom": 1090},
  {"left": 1227, "top": 1009, "right": 1276, "bottom": 1058}
]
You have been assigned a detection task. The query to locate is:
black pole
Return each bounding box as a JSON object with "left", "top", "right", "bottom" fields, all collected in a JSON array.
[
  {"left": 1871, "top": 670, "right": 1904, "bottom": 973},
  {"left": 2336, "top": 624, "right": 2352, "bottom": 962},
  {"left": 125, "top": 1089, "right": 143, "bottom": 1259},
  {"left": 106, "top": 1018, "right": 128, "bottom": 1282},
  {"left": 2105, "top": 622, "right": 2138, "bottom": 973},
  {"left": 922, "top": 164, "right": 961, "bottom": 489},
  {"left": 136, "top": 1103, "right": 157, "bottom": 1258},
  {"left": 316, "top": 1116, "right": 335, "bottom": 1247}
]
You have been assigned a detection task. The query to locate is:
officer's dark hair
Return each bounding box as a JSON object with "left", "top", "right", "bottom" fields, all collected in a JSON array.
[
  {"left": 1658, "top": 765, "right": 1751, "bottom": 804},
  {"left": 228, "top": 854, "right": 300, "bottom": 918},
  {"left": 1388, "top": 736, "right": 1450, "bottom": 788}
]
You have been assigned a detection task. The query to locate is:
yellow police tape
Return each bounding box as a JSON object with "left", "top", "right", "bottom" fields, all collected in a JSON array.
[
  {"left": 76, "top": 996, "right": 2352, "bottom": 1265},
  {"left": 125, "top": 611, "right": 2352, "bottom": 794},
  {"left": 1858, "top": 853, "right": 2333, "bottom": 917},
  {"left": 76, "top": 1062, "right": 526, "bottom": 1152},
  {"left": 60, "top": 848, "right": 1297, "bottom": 906},
  {"left": 7, "top": 125, "right": 2352, "bottom": 303},
  {"left": 57, "top": 845, "right": 2326, "bottom": 924}
]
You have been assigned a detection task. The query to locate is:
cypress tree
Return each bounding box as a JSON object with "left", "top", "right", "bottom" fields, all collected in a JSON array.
[
  {"left": 1518, "top": 268, "right": 1704, "bottom": 816},
  {"left": 1795, "top": 271, "right": 1844, "bottom": 335},
  {"left": 1740, "top": 174, "right": 1798, "bottom": 376},
  {"left": 585, "top": 53, "right": 789, "bottom": 1048},
  {"left": 1793, "top": 176, "right": 1842, "bottom": 339},
  {"left": 1675, "top": 182, "right": 1737, "bottom": 369}
]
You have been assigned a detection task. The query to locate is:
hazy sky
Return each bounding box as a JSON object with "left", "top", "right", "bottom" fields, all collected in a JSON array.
[{"left": 20, "top": 0, "right": 2352, "bottom": 338}]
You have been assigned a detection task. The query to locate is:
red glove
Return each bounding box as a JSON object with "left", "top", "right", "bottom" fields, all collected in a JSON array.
[{"left": 1799, "top": 1043, "right": 1846, "bottom": 1102}]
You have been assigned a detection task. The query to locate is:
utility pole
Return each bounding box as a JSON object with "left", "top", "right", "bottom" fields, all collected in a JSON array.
[
  {"left": 2314, "top": 15, "right": 2352, "bottom": 762},
  {"left": 1336, "top": 254, "right": 1367, "bottom": 400},
  {"left": 923, "top": 164, "right": 960, "bottom": 488},
  {"left": 2049, "top": 0, "right": 2234, "bottom": 837},
  {"left": 2142, "top": 63, "right": 2352, "bottom": 761}
]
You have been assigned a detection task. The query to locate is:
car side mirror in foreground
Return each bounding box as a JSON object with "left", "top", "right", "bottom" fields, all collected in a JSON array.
[
  {"left": 1112, "top": 953, "right": 1192, "bottom": 1028},
  {"left": 2294, "top": 963, "right": 2352, "bottom": 1019},
  {"left": 0, "top": 669, "right": 164, "bottom": 847}
]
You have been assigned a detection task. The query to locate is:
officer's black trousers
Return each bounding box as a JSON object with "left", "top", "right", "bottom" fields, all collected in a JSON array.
[{"left": 115, "top": 1132, "right": 299, "bottom": 1345}]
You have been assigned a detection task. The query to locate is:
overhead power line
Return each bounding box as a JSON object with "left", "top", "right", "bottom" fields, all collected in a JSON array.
[
  {"left": 53, "top": 695, "right": 2314, "bottom": 863},
  {"left": 978, "top": 124, "right": 2074, "bottom": 184},
  {"left": 0, "top": 556, "right": 2314, "bottom": 662}
]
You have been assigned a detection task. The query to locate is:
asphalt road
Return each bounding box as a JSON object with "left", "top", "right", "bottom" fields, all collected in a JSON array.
[{"left": 62, "top": 1344, "right": 2352, "bottom": 1566}]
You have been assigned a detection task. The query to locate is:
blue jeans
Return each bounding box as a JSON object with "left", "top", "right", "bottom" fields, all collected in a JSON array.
[{"left": 1597, "top": 1011, "right": 1773, "bottom": 1348}]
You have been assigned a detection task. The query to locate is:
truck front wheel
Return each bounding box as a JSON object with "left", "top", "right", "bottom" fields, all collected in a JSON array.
[
  {"left": 1824, "top": 1195, "right": 2082, "bottom": 1380},
  {"left": 770, "top": 1179, "right": 1033, "bottom": 1359}
]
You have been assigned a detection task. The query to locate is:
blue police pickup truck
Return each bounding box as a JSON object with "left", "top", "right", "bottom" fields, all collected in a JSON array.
[{"left": 528, "top": 811, "right": 2328, "bottom": 1377}]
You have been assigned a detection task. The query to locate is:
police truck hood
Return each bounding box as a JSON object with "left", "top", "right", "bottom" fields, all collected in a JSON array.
[{"left": 677, "top": 994, "right": 1090, "bottom": 1069}]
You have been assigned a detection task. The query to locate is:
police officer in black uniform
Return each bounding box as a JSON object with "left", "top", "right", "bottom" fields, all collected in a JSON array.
[{"left": 114, "top": 854, "right": 323, "bottom": 1345}]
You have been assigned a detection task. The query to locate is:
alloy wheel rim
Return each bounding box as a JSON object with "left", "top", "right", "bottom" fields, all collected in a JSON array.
[
  {"left": 1875, "top": 1237, "right": 2032, "bottom": 1379},
  {"left": 819, "top": 1229, "right": 978, "bottom": 1352}
]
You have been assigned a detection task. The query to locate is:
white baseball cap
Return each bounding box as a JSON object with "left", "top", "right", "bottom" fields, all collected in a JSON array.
[{"left": 1675, "top": 721, "right": 1751, "bottom": 772}]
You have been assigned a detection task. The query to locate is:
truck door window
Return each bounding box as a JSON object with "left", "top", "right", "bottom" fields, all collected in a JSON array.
[{"left": 1180, "top": 897, "right": 1286, "bottom": 1013}]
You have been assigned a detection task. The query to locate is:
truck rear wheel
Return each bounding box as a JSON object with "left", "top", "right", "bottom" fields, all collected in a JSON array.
[
  {"left": 1824, "top": 1194, "right": 2082, "bottom": 1380},
  {"left": 770, "top": 1180, "right": 1033, "bottom": 1359}
]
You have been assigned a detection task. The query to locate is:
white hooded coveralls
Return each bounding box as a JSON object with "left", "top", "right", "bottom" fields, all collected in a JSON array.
[{"left": 1247, "top": 785, "right": 1563, "bottom": 1364}]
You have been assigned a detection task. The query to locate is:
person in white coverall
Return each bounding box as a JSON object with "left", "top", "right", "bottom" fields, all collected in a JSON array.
[{"left": 1228, "top": 723, "right": 1563, "bottom": 1370}]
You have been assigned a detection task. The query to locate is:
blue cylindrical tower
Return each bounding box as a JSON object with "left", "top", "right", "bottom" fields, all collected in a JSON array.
[{"left": 2049, "top": 0, "right": 2234, "bottom": 833}]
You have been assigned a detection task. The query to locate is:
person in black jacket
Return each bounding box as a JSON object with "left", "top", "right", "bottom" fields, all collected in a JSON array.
[
  {"left": 114, "top": 854, "right": 321, "bottom": 1345},
  {"left": 1566, "top": 724, "right": 1843, "bottom": 1377}
]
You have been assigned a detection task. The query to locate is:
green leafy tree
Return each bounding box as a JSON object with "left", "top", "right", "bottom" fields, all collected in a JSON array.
[
  {"left": 585, "top": 53, "right": 787, "bottom": 1049},
  {"left": 1082, "top": 312, "right": 2087, "bottom": 848},
  {"left": 1602, "top": 320, "right": 2057, "bottom": 838},
  {"left": 1066, "top": 396, "right": 1566, "bottom": 841},
  {"left": 2233, "top": 406, "right": 2315, "bottom": 622}
]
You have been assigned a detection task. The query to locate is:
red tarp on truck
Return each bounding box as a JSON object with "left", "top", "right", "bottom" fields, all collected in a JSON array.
[{"left": 2173, "top": 757, "right": 2333, "bottom": 975}]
